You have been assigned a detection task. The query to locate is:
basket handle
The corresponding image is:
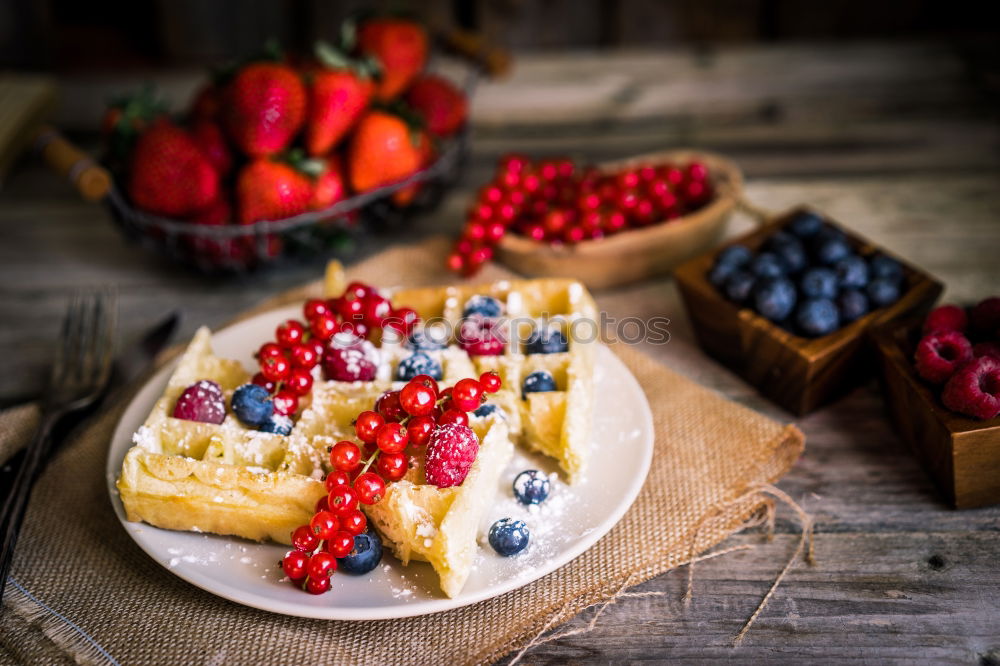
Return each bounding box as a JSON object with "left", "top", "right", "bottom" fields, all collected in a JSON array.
[
  {"left": 438, "top": 28, "right": 512, "bottom": 78},
  {"left": 33, "top": 125, "right": 112, "bottom": 202}
]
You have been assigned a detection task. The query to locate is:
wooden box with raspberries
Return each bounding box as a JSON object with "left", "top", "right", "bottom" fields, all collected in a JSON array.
[
  {"left": 872, "top": 305, "right": 1000, "bottom": 509},
  {"left": 673, "top": 206, "right": 943, "bottom": 415}
]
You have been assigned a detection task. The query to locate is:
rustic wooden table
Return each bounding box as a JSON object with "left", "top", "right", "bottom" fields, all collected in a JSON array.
[{"left": 2, "top": 42, "right": 999, "bottom": 663}]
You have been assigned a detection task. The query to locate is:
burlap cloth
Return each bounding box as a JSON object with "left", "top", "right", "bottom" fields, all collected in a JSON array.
[{"left": 0, "top": 238, "right": 804, "bottom": 665}]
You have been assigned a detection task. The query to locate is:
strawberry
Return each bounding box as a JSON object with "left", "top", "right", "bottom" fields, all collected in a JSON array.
[
  {"left": 223, "top": 62, "right": 306, "bottom": 157},
  {"left": 235, "top": 158, "right": 313, "bottom": 224},
  {"left": 347, "top": 110, "right": 428, "bottom": 193},
  {"left": 303, "top": 43, "right": 377, "bottom": 156},
  {"left": 101, "top": 87, "right": 168, "bottom": 165},
  {"left": 309, "top": 156, "right": 348, "bottom": 211},
  {"left": 405, "top": 74, "right": 467, "bottom": 137},
  {"left": 356, "top": 17, "right": 428, "bottom": 101},
  {"left": 190, "top": 120, "right": 233, "bottom": 176},
  {"left": 392, "top": 128, "right": 435, "bottom": 206},
  {"left": 128, "top": 121, "right": 220, "bottom": 218}
]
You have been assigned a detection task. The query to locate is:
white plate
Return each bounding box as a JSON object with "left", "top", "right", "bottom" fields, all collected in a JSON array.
[{"left": 106, "top": 304, "right": 654, "bottom": 620}]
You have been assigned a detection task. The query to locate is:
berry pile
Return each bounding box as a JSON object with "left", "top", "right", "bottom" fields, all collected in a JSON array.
[
  {"left": 447, "top": 155, "right": 716, "bottom": 276},
  {"left": 709, "top": 211, "right": 906, "bottom": 337},
  {"left": 282, "top": 370, "right": 503, "bottom": 594},
  {"left": 235, "top": 280, "right": 419, "bottom": 428},
  {"left": 913, "top": 297, "right": 1000, "bottom": 420}
]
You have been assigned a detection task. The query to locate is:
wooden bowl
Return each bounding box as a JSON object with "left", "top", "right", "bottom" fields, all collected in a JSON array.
[
  {"left": 872, "top": 318, "right": 1000, "bottom": 509},
  {"left": 673, "top": 206, "right": 944, "bottom": 416},
  {"left": 495, "top": 149, "right": 743, "bottom": 290}
]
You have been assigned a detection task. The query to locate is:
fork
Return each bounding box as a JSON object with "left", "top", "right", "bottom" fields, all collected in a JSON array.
[{"left": 0, "top": 288, "right": 117, "bottom": 601}]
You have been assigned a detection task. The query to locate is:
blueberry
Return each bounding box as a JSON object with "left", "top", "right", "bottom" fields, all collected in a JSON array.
[
  {"left": 867, "top": 278, "right": 902, "bottom": 308},
  {"left": 405, "top": 328, "right": 446, "bottom": 351},
  {"left": 512, "top": 470, "right": 550, "bottom": 505},
  {"left": 337, "top": 530, "right": 383, "bottom": 574},
  {"left": 766, "top": 235, "right": 807, "bottom": 274},
  {"left": 813, "top": 237, "right": 852, "bottom": 266},
  {"left": 753, "top": 278, "right": 797, "bottom": 322},
  {"left": 787, "top": 212, "right": 825, "bottom": 239},
  {"left": 869, "top": 254, "right": 903, "bottom": 284},
  {"left": 750, "top": 252, "right": 785, "bottom": 279},
  {"left": 259, "top": 414, "right": 293, "bottom": 435},
  {"left": 707, "top": 262, "right": 737, "bottom": 287},
  {"left": 799, "top": 267, "right": 839, "bottom": 299},
  {"left": 715, "top": 244, "right": 752, "bottom": 268},
  {"left": 396, "top": 352, "right": 443, "bottom": 381},
  {"left": 724, "top": 270, "right": 756, "bottom": 303},
  {"left": 522, "top": 371, "right": 557, "bottom": 399},
  {"left": 474, "top": 403, "right": 504, "bottom": 419},
  {"left": 488, "top": 518, "right": 529, "bottom": 556},
  {"left": 796, "top": 298, "right": 841, "bottom": 337},
  {"left": 231, "top": 384, "right": 273, "bottom": 428},
  {"left": 463, "top": 295, "right": 503, "bottom": 319},
  {"left": 838, "top": 289, "right": 869, "bottom": 323},
  {"left": 835, "top": 255, "right": 869, "bottom": 289},
  {"left": 524, "top": 327, "right": 568, "bottom": 355}
]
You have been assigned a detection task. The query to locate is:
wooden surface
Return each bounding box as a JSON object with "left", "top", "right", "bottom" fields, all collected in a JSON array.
[{"left": 2, "top": 42, "right": 1000, "bottom": 663}]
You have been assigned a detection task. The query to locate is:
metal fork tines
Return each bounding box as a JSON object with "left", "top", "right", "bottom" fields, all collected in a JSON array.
[{"left": 1, "top": 287, "right": 117, "bottom": 602}]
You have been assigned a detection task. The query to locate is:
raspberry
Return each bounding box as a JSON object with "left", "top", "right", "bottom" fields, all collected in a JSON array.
[
  {"left": 322, "top": 332, "right": 378, "bottom": 382},
  {"left": 941, "top": 356, "right": 1000, "bottom": 420},
  {"left": 458, "top": 316, "right": 506, "bottom": 356},
  {"left": 172, "top": 380, "right": 226, "bottom": 424},
  {"left": 970, "top": 297, "right": 1000, "bottom": 336},
  {"left": 424, "top": 424, "right": 479, "bottom": 488},
  {"left": 914, "top": 331, "right": 973, "bottom": 384},
  {"left": 923, "top": 305, "right": 967, "bottom": 334},
  {"left": 973, "top": 342, "right": 1000, "bottom": 360}
]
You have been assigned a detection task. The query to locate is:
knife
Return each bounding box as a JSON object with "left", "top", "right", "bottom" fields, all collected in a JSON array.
[{"left": 0, "top": 312, "right": 180, "bottom": 497}]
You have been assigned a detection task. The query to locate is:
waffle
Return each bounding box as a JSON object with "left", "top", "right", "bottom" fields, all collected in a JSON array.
[{"left": 386, "top": 277, "right": 598, "bottom": 482}]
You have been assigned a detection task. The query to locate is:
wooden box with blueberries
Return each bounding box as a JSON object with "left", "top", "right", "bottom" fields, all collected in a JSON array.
[
  {"left": 673, "top": 206, "right": 943, "bottom": 415},
  {"left": 872, "top": 301, "right": 1000, "bottom": 509}
]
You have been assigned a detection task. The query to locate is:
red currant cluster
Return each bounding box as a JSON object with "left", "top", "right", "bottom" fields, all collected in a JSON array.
[
  {"left": 281, "top": 370, "right": 502, "bottom": 594},
  {"left": 447, "top": 154, "right": 715, "bottom": 276},
  {"left": 251, "top": 280, "right": 421, "bottom": 418}
]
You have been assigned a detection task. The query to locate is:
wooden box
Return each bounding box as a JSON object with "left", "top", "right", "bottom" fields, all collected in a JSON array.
[
  {"left": 673, "top": 207, "right": 944, "bottom": 415},
  {"left": 872, "top": 319, "right": 1000, "bottom": 508}
]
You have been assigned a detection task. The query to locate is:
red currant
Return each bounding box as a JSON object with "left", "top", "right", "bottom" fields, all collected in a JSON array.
[
  {"left": 409, "top": 374, "right": 439, "bottom": 396},
  {"left": 438, "top": 409, "right": 469, "bottom": 427},
  {"left": 563, "top": 226, "right": 585, "bottom": 244},
  {"left": 340, "top": 509, "right": 367, "bottom": 536},
  {"left": 311, "top": 339, "right": 326, "bottom": 360},
  {"left": 406, "top": 414, "right": 436, "bottom": 447},
  {"left": 258, "top": 342, "right": 284, "bottom": 361},
  {"left": 686, "top": 161, "right": 708, "bottom": 181},
  {"left": 375, "top": 422, "right": 408, "bottom": 454},
  {"left": 638, "top": 164, "right": 657, "bottom": 182},
  {"left": 339, "top": 297, "right": 364, "bottom": 321},
  {"left": 479, "top": 183, "right": 504, "bottom": 204},
  {"left": 291, "top": 525, "right": 320, "bottom": 552},
  {"left": 276, "top": 319, "right": 305, "bottom": 348},
  {"left": 309, "top": 510, "right": 340, "bottom": 540},
  {"left": 260, "top": 354, "right": 291, "bottom": 383},
  {"left": 361, "top": 294, "right": 391, "bottom": 326},
  {"left": 305, "top": 575, "right": 330, "bottom": 595},
  {"left": 393, "top": 307, "right": 420, "bottom": 334},
  {"left": 354, "top": 472, "right": 386, "bottom": 505},
  {"left": 604, "top": 210, "right": 627, "bottom": 233},
  {"left": 282, "top": 550, "right": 308, "bottom": 580},
  {"left": 327, "top": 484, "right": 359, "bottom": 515},
  {"left": 660, "top": 165, "right": 684, "bottom": 185},
  {"left": 400, "top": 382, "right": 436, "bottom": 417},
  {"left": 485, "top": 221, "right": 506, "bottom": 244},
  {"left": 330, "top": 440, "right": 361, "bottom": 472},
  {"left": 465, "top": 221, "right": 486, "bottom": 242},
  {"left": 376, "top": 451, "right": 408, "bottom": 481},
  {"left": 479, "top": 371, "right": 502, "bottom": 393},
  {"left": 315, "top": 495, "right": 330, "bottom": 513},
  {"left": 310, "top": 313, "right": 339, "bottom": 342},
  {"left": 286, "top": 368, "right": 314, "bottom": 396},
  {"left": 344, "top": 281, "right": 372, "bottom": 301},
  {"left": 272, "top": 389, "right": 299, "bottom": 416},
  {"left": 498, "top": 153, "right": 530, "bottom": 175},
  {"left": 303, "top": 298, "right": 330, "bottom": 322},
  {"left": 616, "top": 170, "right": 640, "bottom": 190},
  {"left": 325, "top": 470, "right": 351, "bottom": 492},
  {"left": 306, "top": 551, "right": 337, "bottom": 579},
  {"left": 452, "top": 378, "right": 485, "bottom": 411},
  {"left": 524, "top": 223, "right": 545, "bottom": 242},
  {"left": 542, "top": 210, "right": 568, "bottom": 235},
  {"left": 375, "top": 391, "right": 405, "bottom": 423},
  {"left": 325, "top": 531, "right": 354, "bottom": 558},
  {"left": 446, "top": 252, "right": 464, "bottom": 273},
  {"left": 354, "top": 410, "right": 385, "bottom": 444},
  {"left": 290, "top": 343, "right": 320, "bottom": 370},
  {"left": 251, "top": 372, "right": 276, "bottom": 393}
]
